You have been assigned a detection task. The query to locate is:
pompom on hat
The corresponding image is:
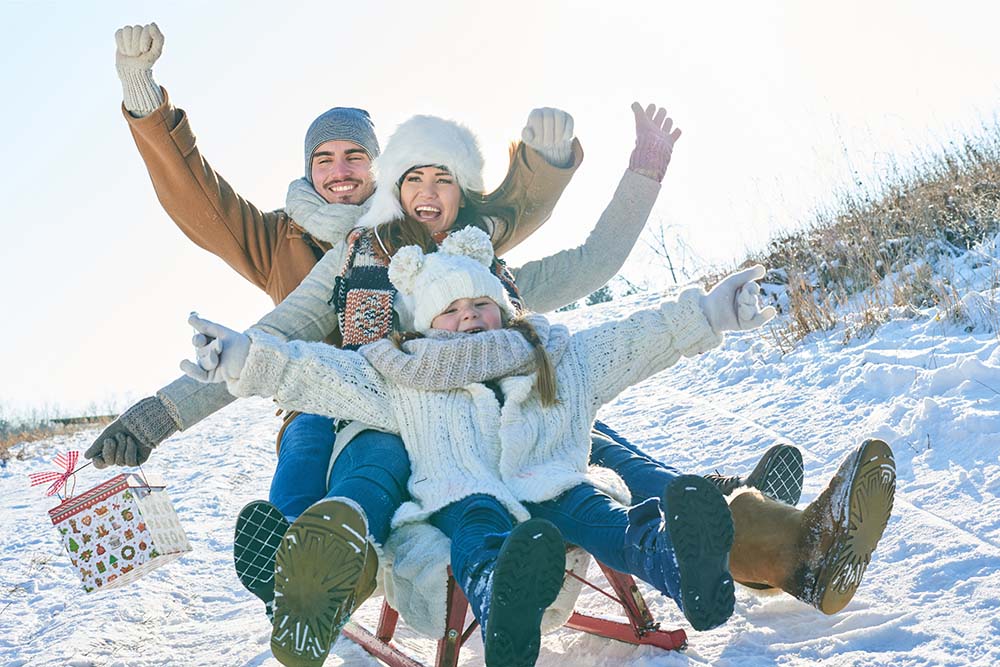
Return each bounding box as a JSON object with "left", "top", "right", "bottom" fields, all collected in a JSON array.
[
  {"left": 359, "top": 115, "right": 485, "bottom": 228},
  {"left": 389, "top": 227, "right": 515, "bottom": 332}
]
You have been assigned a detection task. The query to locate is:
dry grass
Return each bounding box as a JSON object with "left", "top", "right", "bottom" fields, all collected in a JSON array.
[
  {"left": 0, "top": 412, "right": 115, "bottom": 463},
  {"left": 737, "top": 125, "right": 1000, "bottom": 352}
]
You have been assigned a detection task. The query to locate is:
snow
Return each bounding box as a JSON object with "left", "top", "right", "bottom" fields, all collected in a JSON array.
[{"left": 3, "top": 237, "right": 1000, "bottom": 666}]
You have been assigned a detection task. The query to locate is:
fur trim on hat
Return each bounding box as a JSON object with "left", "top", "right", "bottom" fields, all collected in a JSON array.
[{"left": 358, "top": 115, "right": 485, "bottom": 229}]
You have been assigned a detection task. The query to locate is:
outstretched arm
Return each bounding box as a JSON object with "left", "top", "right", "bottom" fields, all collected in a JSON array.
[
  {"left": 577, "top": 266, "right": 776, "bottom": 408},
  {"left": 182, "top": 315, "right": 396, "bottom": 432},
  {"left": 511, "top": 102, "right": 680, "bottom": 313}
]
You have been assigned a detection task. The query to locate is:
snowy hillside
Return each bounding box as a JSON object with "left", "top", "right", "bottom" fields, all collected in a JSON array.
[{"left": 3, "top": 236, "right": 1000, "bottom": 667}]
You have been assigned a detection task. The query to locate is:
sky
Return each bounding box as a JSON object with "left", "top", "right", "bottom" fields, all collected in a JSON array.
[{"left": 3, "top": 0, "right": 1000, "bottom": 415}]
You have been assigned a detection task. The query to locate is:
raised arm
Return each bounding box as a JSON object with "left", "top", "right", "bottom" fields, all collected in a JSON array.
[
  {"left": 487, "top": 109, "right": 584, "bottom": 255},
  {"left": 116, "top": 23, "right": 300, "bottom": 296},
  {"left": 511, "top": 103, "right": 681, "bottom": 313}
]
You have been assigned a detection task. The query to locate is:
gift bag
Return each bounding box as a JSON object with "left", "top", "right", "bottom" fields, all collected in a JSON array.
[{"left": 32, "top": 452, "right": 192, "bottom": 593}]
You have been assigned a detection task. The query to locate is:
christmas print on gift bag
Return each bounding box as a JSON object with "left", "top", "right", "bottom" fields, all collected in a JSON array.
[{"left": 33, "top": 452, "right": 192, "bottom": 593}]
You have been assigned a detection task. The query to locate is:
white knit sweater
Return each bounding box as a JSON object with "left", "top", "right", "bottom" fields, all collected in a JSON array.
[{"left": 229, "top": 288, "right": 721, "bottom": 527}]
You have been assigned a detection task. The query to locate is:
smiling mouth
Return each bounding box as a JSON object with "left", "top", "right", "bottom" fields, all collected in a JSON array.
[
  {"left": 414, "top": 205, "right": 442, "bottom": 221},
  {"left": 326, "top": 181, "right": 359, "bottom": 194},
  {"left": 462, "top": 327, "right": 485, "bottom": 334}
]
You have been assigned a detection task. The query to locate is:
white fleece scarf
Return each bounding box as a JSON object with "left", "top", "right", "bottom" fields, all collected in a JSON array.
[{"left": 284, "top": 177, "right": 371, "bottom": 244}]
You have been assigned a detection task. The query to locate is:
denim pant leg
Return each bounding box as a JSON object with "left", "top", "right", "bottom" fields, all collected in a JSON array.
[
  {"left": 590, "top": 420, "right": 681, "bottom": 502},
  {"left": 429, "top": 494, "right": 514, "bottom": 625},
  {"left": 525, "top": 483, "right": 682, "bottom": 604},
  {"left": 524, "top": 483, "right": 633, "bottom": 574},
  {"left": 325, "top": 430, "right": 413, "bottom": 545},
  {"left": 269, "top": 413, "right": 337, "bottom": 522}
]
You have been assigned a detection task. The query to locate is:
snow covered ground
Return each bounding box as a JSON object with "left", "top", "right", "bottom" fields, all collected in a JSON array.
[{"left": 3, "top": 236, "right": 1000, "bottom": 667}]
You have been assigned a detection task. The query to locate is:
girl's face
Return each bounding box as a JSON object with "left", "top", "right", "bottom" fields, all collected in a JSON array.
[
  {"left": 399, "top": 165, "right": 464, "bottom": 235},
  {"left": 431, "top": 297, "right": 502, "bottom": 333}
]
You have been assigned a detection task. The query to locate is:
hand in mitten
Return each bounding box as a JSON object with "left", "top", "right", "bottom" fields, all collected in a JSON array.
[
  {"left": 628, "top": 102, "right": 682, "bottom": 183},
  {"left": 181, "top": 313, "right": 251, "bottom": 384},
  {"left": 521, "top": 107, "right": 575, "bottom": 167},
  {"left": 115, "top": 22, "right": 165, "bottom": 116},
  {"left": 84, "top": 396, "right": 179, "bottom": 468},
  {"left": 699, "top": 264, "right": 776, "bottom": 333}
]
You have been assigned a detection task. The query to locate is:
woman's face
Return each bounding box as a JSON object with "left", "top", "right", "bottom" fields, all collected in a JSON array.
[
  {"left": 399, "top": 166, "right": 464, "bottom": 235},
  {"left": 430, "top": 297, "right": 502, "bottom": 333}
]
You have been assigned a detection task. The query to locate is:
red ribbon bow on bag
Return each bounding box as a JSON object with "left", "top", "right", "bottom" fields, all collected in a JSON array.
[{"left": 29, "top": 450, "right": 80, "bottom": 497}]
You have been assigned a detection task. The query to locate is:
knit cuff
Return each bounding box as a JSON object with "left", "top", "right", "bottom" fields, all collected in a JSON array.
[
  {"left": 531, "top": 141, "right": 575, "bottom": 168},
  {"left": 117, "top": 396, "right": 179, "bottom": 447},
  {"left": 628, "top": 134, "right": 674, "bottom": 183},
  {"left": 227, "top": 331, "right": 292, "bottom": 399},
  {"left": 660, "top": 287, "right": 724, "bottom": 356},
  {"left": 117, "top": 66, "right": 164, "bottom": 117}
]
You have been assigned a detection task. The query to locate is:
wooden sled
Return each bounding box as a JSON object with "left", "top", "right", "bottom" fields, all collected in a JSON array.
[{"left": 341, "top": 559, "right": 687, "bottom": 667}]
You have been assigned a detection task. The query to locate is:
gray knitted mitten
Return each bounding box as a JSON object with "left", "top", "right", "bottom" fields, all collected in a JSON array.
[
  {"left": 84, "top": 396, "right": 180, "bottom": 468},
  {"left": 115, "top": 23, "right": 165, "bottom": 117}
]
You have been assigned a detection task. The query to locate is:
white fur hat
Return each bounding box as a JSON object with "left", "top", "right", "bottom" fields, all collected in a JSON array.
[
  {"left": 388, "top": 227, "right": 515, "bottom": 332},
  {"left": 358, "top": 115, "right": 485, "bottom": 228}
]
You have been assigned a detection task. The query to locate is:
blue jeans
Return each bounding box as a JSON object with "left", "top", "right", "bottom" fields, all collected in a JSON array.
[
  {"left": 269, "top": 414, "right": 411, "bottom": 543},
  {"left": 429, "top": 494, "right": 515, "bottom": 624},
  {"left": 590, "top": 420, "right": 681, "bottom": 502},
  {"left": 526, "top": 483, "right": 681, "bottom": 604}
]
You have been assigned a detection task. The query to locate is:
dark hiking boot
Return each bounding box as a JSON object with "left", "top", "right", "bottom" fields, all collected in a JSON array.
[
  {"left": 270, "top": 498, "right": 370, "bottom": 667},
  {"left": 483, "top": 519, "right": 566, "bottom": 667},
  {"left": 706, "top": 443, "right": 804, "bottom": 506},
  {"left": 662, "top": 475, "right": 736, "bottom": 631},
  {"left": 234, "top": 500, "right": 290, "bottom": 619}
]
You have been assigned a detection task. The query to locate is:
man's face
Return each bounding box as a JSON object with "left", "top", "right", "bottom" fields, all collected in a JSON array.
[
  {"left": 430, "top": 297, "right": 503, "bottom": 333},
  {"left": 310, "top": 140, "right": 375, "bottom": 204}
]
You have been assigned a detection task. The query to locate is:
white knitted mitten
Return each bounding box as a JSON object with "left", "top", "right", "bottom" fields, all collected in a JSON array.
[
  {"left": 699, "top": 265, "right": 776, "bottom": 333},
  {"left": 115, "top": 23, "right": 165, "bottom": 117},
  {"left": 627, "top": 102, "right": 682, "bottom": 183},
  {"left": 521, "top": 107, "right": 575, "bottom": 167},
  {"left": 181, "top": 314, "right": 251, "bottom": 384}
]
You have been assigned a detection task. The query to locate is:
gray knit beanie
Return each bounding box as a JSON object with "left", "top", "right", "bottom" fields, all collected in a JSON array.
[{"left": 303, "top": 107, "right": 380, "bottom": 182}]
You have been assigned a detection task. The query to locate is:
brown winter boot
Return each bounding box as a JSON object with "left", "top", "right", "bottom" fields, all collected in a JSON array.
[{"left": 727, "top": 439, "right": 896, "bottom": 614}]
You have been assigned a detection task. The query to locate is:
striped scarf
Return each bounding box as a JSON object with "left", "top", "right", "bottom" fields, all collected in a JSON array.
[{"left": 331, "top": 230, "right": 524, "bottom": 350}]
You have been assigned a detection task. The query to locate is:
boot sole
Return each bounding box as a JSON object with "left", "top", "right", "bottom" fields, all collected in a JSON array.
[
  {"left": 270, "top": 500, "right": 369, "bottom": 667},
  {"left": 750, "top": 444, "right": 805, "bottom": 506},
  {"left": 234, "top": 500, "right": 289, "bottom": 606},
  {"left": 483, "top": 519, "right": 566, "bottom": 667},
  {"left": 814, "top": 439, "right": 896, "bottom": 614},
  {"left": 664, "top": 475, "right": 735, "bottom": 631}
]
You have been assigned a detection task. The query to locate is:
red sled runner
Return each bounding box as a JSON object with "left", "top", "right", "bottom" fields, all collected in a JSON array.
[{"left": 341, "top": 559, "right": 687, "bottom": 667}]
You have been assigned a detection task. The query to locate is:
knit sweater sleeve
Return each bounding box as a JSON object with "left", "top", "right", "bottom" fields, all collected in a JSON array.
[
  {"left": 359, "top": 330, "right": 536, "bottom": 390},
  {"left": 572, "top": 288, "right": 723, "bottom": 408},
  {"left": 228, "top": 332, "right": 396, "bottom": 431},
  {"left": 509, "top": 169, "right": 660, "bottom": 313},
  {"left": 251, "top": 243, "right": 347, "bottom": 342}
]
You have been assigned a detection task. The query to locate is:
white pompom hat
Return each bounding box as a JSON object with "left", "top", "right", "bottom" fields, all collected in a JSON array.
[
  {"left": 358, "top": 115, "right": 485, "bottom": 229},
  {"left": 388, "top": 226, "right": 516, "bottom": 332}
]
